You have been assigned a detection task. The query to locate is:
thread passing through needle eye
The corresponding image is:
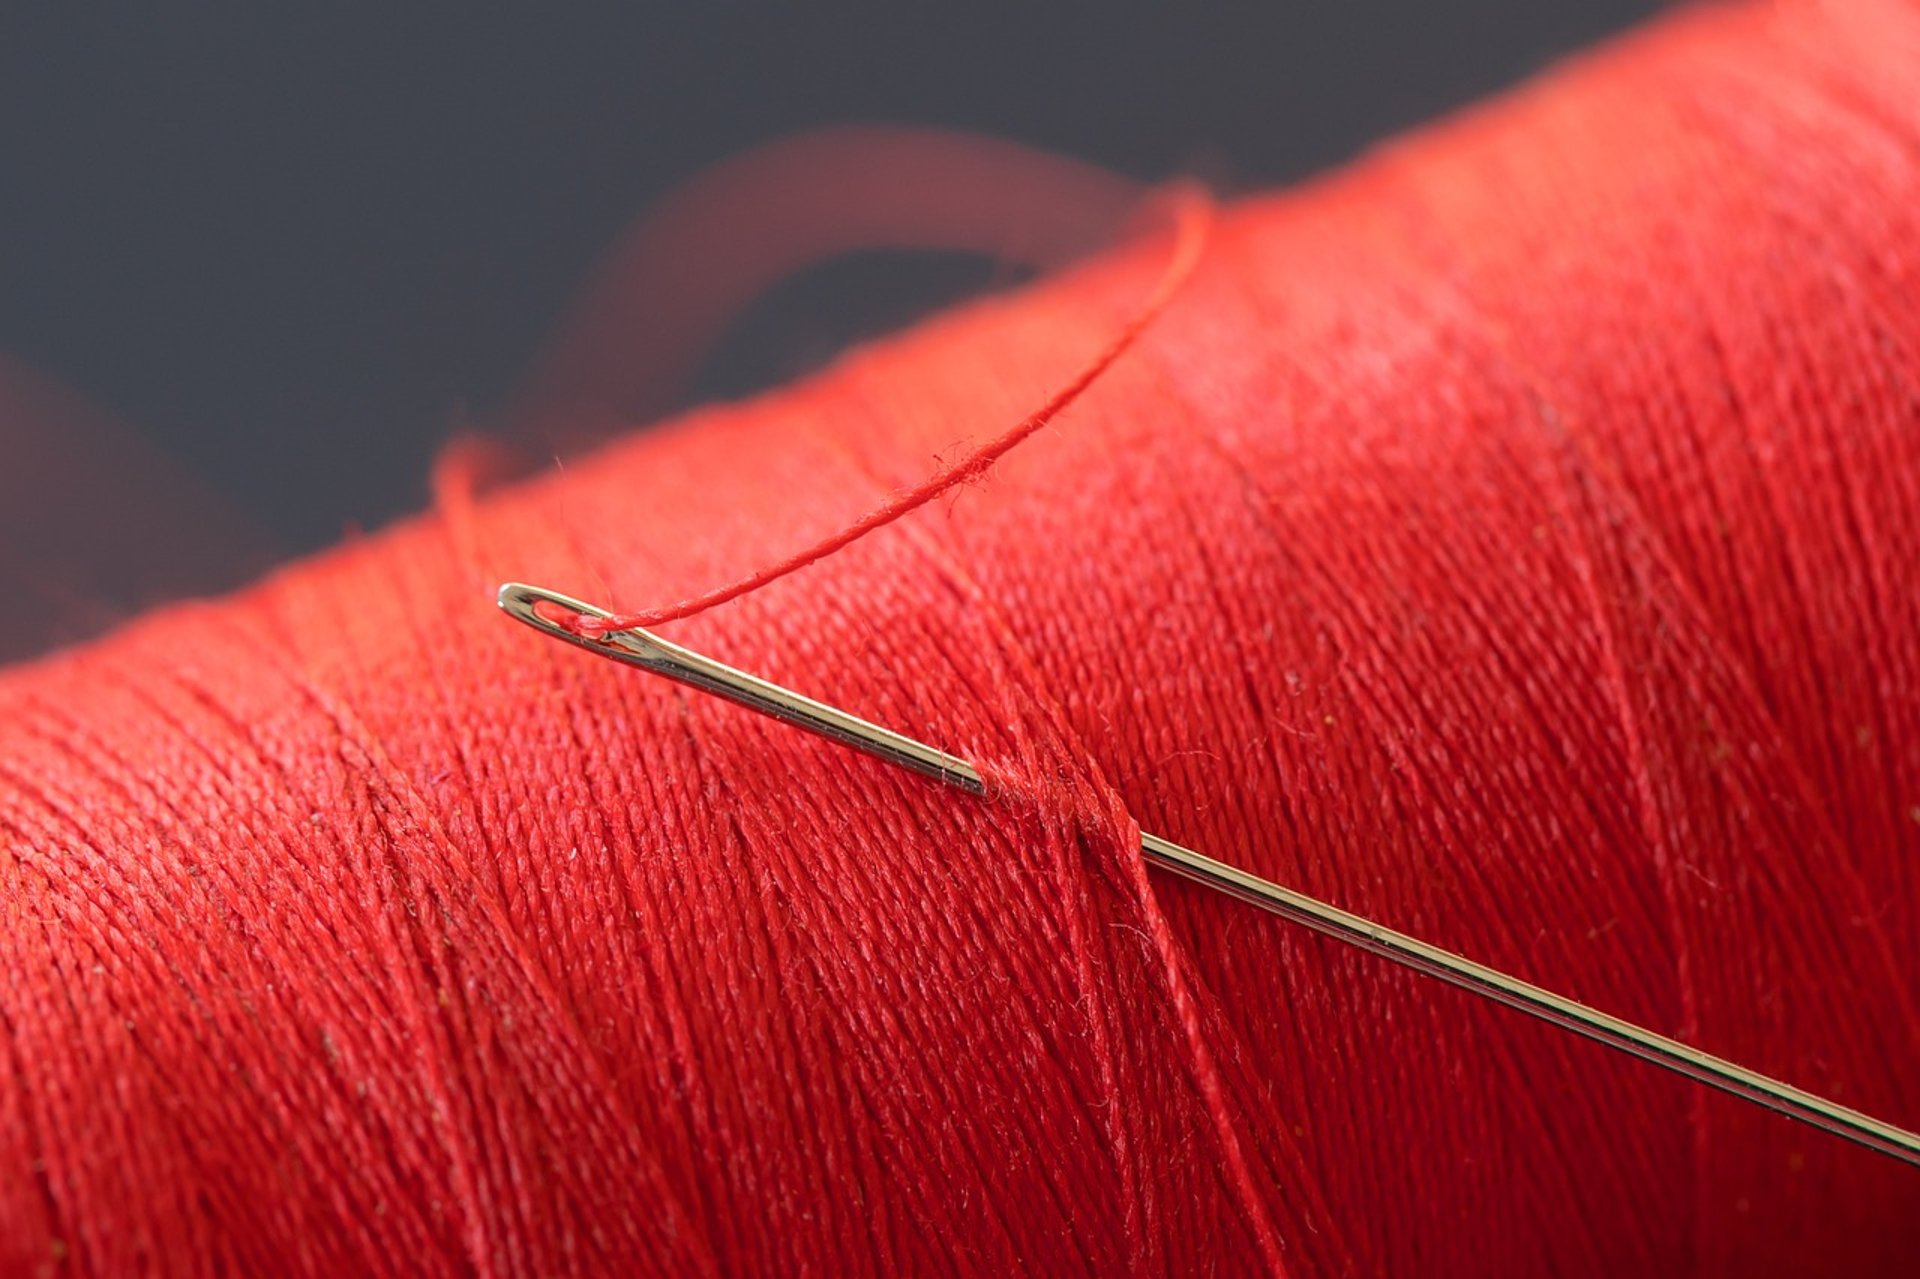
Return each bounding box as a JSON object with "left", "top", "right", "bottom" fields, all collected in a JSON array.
[{"left": 497, "top": 581, "right": 1920, "bottom": 1171}]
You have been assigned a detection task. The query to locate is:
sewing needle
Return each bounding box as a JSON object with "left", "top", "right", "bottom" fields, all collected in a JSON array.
[{"left": 498, "top": 581, "right": 1920, "bottom": 1170}]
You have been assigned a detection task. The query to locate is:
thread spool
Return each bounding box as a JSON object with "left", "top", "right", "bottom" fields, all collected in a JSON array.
[{"left": 2, "top": 0, "right": 1918, "bottom": 1273}]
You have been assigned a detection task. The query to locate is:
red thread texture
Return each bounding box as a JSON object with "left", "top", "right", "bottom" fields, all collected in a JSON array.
[{"left": 2, "top": 1, "right": 1919, "bottom": 1274}]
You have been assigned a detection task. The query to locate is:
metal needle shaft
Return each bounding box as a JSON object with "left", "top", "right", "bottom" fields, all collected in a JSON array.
[{"left": 499, "top": 581, "right": 1920, "bottom": 1171}]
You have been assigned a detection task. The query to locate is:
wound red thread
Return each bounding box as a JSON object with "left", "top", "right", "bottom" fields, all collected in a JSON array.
[{"left": 1, "top": 2, "right": 1918, "bottom": 1275}]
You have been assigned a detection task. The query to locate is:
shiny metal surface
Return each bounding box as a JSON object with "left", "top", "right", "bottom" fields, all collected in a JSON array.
[{"left": 500, "top": 580, "right": 1920, "bottom": 1170}]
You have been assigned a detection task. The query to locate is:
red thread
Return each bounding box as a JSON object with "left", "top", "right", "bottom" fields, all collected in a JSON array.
[
  {"left": 510, "top": 126, "right": 1146, "bottom": 438},
  {"left": 570, "top": 183, "right": 1212, "bottom": 636},
  {"left": 2, "top": 1, "right": 1919, "bottom": 1274},
  {"left": 0, "top": 357, "right": 269, "bottom": 660}
]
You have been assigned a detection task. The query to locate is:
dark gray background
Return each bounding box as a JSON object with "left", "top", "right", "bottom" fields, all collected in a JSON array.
[{"left": 2, "top": 4, "right": 1657, "bottom": 552}]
